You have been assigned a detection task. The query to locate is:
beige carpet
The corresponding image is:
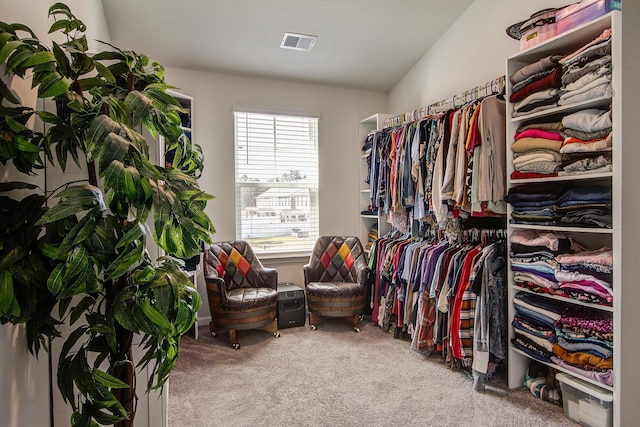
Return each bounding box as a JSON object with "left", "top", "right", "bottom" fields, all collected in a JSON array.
[{"left": 168, "top": 319, "right": 577, "bottom": 427}]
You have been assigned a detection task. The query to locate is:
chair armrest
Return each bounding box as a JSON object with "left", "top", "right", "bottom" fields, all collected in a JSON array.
[
  {"left": 303, "top": 263, "right": 313, "bottom": 286},
  {"left": 355, "top": 264, "right": 369, "bottom": 286},
  {"left": 259, "top": 267, "right": 278, "bottom": 289},
  {"left": 204, "top": 274, "right": 228, "bottom": 307},
  {"left": 204, "top": 268, "right": 220, "bottom": 282}
]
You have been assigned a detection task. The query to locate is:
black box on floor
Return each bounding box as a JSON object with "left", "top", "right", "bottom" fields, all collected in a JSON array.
[{"left": 277, "top": 283, "right": 306, "bottom": 329}]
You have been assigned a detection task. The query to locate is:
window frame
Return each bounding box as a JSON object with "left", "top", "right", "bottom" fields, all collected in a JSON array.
[{"left": 233, "top": 110, "right": 320, "bottom": 257}]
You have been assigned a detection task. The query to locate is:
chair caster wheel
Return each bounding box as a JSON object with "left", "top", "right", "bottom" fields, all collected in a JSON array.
[
  {"left": 310, "top": 325, "right": 317, "bottom": 331},
  {"left": 354, "top": 327, "right": 360, "bottom": 333},
  {"left": 359, "top": 314, "right": 365, "bottom": 321},
  {"left": 211, "top": 331, "right": 217, "bottom": 338},
  {"left": 232, "top": 343, "right": 240, "bottom": 350},
  {"left": 274, "top": 332, "right": 280, "bottom": 338}
]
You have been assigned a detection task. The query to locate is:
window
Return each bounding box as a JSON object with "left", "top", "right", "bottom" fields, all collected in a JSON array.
[{"left": 234, "top": 111, "right": 319, "bottom": 255}]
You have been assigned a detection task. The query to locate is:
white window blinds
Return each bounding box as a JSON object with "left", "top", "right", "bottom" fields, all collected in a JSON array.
[{"left": 234, "top": 111, "right": 319, "bottom": 255}]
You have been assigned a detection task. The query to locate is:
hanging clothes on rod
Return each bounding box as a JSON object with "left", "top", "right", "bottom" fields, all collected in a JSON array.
[
  {"left": 367, "top": 227, "right": 507, "bottom": 392},
  {"left": 363, "top": 85, "right": 508, "bottom": 234}
]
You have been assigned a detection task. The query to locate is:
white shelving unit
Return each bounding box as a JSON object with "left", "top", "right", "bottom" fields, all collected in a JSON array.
[
  {"left": 159, "top": 90, "right": 200, "bottom": 339},
  {"left": 358, "top": 113, "right": 391, "bottom": 253},
  {"left": 505, "top": 8, "right": 621, "bottom": 414}
]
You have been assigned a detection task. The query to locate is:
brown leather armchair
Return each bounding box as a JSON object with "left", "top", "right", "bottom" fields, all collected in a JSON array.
[
  {"left": 203, "top": 240, "right": 280, "bottom": 349},
  {"left": 303, "top": 236, "right": 369, "bottom": 332}
]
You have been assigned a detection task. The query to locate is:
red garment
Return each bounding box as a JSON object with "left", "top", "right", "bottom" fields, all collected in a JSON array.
[
  {"left": 509, "top": 67, "right": 563, "bottom": 103},
  {"left": 514, "top": 128, "right": 563, "bottom": 141},
  {"left": 449, "top": 247, "right": 481, "bottom": 360},
  {"left": 510, "top": 171, "right": 558, "bottom": 179}
]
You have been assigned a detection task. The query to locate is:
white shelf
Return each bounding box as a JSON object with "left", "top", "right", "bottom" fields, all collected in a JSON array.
[
  {"left": 358, "top": 114, "right": 391, "bottom": 252},
  {"left": 510, "top": 95, "right": 612, "bottom": 123},
  {"left": 511, "top": 346, "right": 613, "bottom": 392},
  {"left": 510, "top": 172, "right": 613, "bottom": 184},
  {"left": 512, "top": 285, "right": 613, "bottom": 312},
  {"left": 509, "top": 224, "right": 613, "bottom": 234},
  {"left": 508, "top": 12, "right": 617, "bottom": 62},
  {"left": 506, "top": 12, "right": 620, "bottom": 411}
]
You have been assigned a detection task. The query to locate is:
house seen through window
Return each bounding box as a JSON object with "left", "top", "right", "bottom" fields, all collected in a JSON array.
[{"left": 234, "top": 111, "right": 319, "bottom": 255}]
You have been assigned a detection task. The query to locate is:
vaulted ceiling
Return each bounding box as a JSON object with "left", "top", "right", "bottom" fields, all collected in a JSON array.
[{"left": 102, "top": 0, "right": 475, "bottom": 92}]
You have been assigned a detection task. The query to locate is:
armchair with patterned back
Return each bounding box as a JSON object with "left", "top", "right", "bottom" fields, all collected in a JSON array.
[
  {"left": 203, "top": 240, "right": 280, "bottom": 349},
  {"left": 303, "top": 236, "right": 369, "bottom": 332}
]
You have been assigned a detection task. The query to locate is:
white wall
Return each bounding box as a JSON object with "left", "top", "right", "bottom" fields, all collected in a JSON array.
[
  {"left": 388, "top": 0, "right": 569, "bottom": 114},
  {"left": 163, "top": 67, "right": 387, "bottom": 300}
]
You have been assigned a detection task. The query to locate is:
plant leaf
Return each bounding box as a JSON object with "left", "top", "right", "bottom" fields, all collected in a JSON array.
[
  {"left": 0, "top": 40, "right": 21, "bottom": 65},
  {"left": 63, "top": 246, "right": 89, "bottom": 283},
  {"left": 0, "top": 77, "right": 20, "bottom": 104},
  {"left": 0, "top": 269, "right": 15, "bottom": 316},
  {"left": 0, "top": 181, "right": 39, "bottom": 192},
  {"left": 46, "top": 264, "right": 65, "bottom": 295},
  {"left": 52, "top": 41, "right": 71, "bottom": 78},
  {"left": 124, "top": 91, "right": 153, "bottom": 127},
  {"left": 85, "top": 115, "right": 120, "bottom": 160},
  {"left": 104, "top": 243, "right": 143, "bottom": 280},
  {"left": 37, "top": 110, "right": 63, "bottom": 124},
  {"left": 98, "top": 132, "right": 130, "bottom": 174},
  {"left": 92, "top": 369, "right": 129, "bottom": 389},
  {"left": 113, "top": 301, "right": 138, "bottom": 333},
  {"left": 59, "top": 325, "right": 88, "bottom": 362},
  {"left": 36, "top": 185, "right": 105, "bottom": 225},
  {"left": 140, "top": 298, "right": 172, "bottom": 333},
  {"left": 21, "top": 51, "right": 56, "bottom": 67},
  {"left": 69, "top": 296, "right": 94, "bottom": 325},
  {"left": 94, "top": 61, "right": 115, "bottom": 83},
  {"left": 115, "top": 222, "right": 144, "bottom": 249},
  {"left": 37, "top": 71, "right": 70, "bottom": 98}
]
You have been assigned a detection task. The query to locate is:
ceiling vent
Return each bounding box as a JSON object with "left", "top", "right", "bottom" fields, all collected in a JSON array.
[{"left": 280, "top": 32, "right": 317, "bottom": 51}]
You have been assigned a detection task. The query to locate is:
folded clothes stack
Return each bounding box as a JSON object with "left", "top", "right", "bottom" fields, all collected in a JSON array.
[
  {"left": 505, "top": 184, "right": 611, "bottom": 228},
  {"left": 505, "top": 184, "right": 564, "bottom": 225},
  {"left": 551, "top": 306, "right": 613, "bottom": 387},
  {"left": 510, "top": 121, "right": 565, "bottom": 179},
  {"left": 556, "top": 185, "right": 611, "bottom": 228},
  {"left": 509, "top": 28, "right": 613, "bottom": 120},
  {"left": 510, "top": 229, "right": 567, "bottom": 294},
  {"left": 509, "top": 229, "right": 614, "bottom": 308},
  {"left": 510, "top": 55, "right": 563, "bottom": 118},
  {"left": 511, "top": 292, "right": 614, "bottom": 387},
  {"left": 512, "top": 292, "right": 566, "bottom": 363},
  {"left": 557, "top": 108, "right": 612, "bottom": 176},
  {"left": 555, "top": 246, "right": 613, "bottom": 306},
  {"left": 558, "top": 29, "right": 612, "bottom": 107}
]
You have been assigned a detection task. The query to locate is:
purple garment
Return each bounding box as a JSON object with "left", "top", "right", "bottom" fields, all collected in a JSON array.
[
  {"left": 419, "top": 243, "right": 447, "bottom": 293},
  {"left": 558, "top": 307, "right": 613, "bottom": 334},
  {"left": 551, "top": 356, "right": 613, "bottom": 387}
]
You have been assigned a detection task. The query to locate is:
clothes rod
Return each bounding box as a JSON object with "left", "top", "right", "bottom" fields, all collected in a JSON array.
[{"left": 385, "top": 75, "right": 506, "bottom": 128}]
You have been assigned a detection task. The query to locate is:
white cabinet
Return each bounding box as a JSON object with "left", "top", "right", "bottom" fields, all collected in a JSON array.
[
  {"left": 505, "top": 10, "right": 621, "bottom": 420},
  {"left": 358, "top": 114, "right": 391, "bottom": 252}
]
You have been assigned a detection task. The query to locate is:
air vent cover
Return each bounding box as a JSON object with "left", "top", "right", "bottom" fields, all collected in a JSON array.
[{"left": 280, "top": 32, "right": 317, "bottom": 51}]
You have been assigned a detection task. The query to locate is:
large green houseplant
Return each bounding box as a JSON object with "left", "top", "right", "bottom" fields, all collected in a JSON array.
[{"left": 0, "top": 3, "right": 214, "bottom": 426}]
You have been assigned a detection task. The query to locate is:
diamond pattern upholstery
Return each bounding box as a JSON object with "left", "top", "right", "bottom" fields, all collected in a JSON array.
[
  {"left": 307, "top": 237, "right": 365, "bottom": 286},
  {"left": 205, "top": 241, "right": 275, "bottom": 293}
]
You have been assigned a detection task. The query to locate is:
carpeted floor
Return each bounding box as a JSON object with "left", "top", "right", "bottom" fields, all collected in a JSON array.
[{"left": 168, "top": 319, "right": 577, "bottom": 427}]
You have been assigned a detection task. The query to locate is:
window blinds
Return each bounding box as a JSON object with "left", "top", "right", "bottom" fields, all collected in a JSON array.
[{"left": 234, "top": 111, "right": 319, "bottom": 255}]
